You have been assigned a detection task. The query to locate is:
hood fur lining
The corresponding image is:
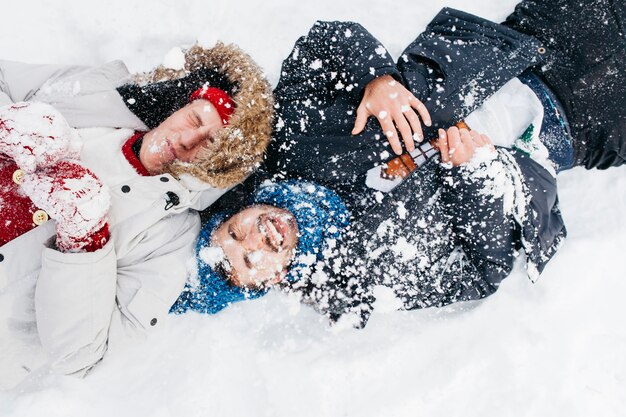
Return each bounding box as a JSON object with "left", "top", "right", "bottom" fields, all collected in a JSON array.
[{"left": 134, "top": 43, "right": 274, "bottom": 188}]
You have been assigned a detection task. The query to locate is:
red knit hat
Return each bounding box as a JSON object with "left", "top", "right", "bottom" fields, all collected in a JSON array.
[{"left": 189, "top": 87, "right": 235, "bottom": 125}]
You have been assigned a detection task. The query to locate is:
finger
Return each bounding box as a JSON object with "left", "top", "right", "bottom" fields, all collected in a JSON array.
[
  {"left": 459, "top": 129, "right": 477, "bottom": 161},
  {"left": 477, "top": 136, "right": 489, "bottom": 147},
  {"left": 385, "top": 131, "right": 403, "bottom": 156},
  {"left": 410, "top": 98, "right": 432, "bottom": 127},
  {"left": 469, "top": 129, "right": 481, "bottom": 143},
  {"left": 352, "top": 105, "right": 369, "bottom": 135},
  {"left": 393, "top": 113, "right": 415, "bottom": 153},
  {"left": 378, "top": 118, "right": 402, "bottom": 155},
  {"left": 458, "top": 128, "right": 473, "bottom": 146},
  {"left": 480, "top": 134, "right": 496, "bottom": 150},
  {"left": 469, "top": 130, "right": 488, "bottom": 147},
  {"left": 480, "top": 133, "right": 493, "bottom": 145},
  {"left": 437, "top": 129, "right": 450, "bottom": 163},
  {"left": 403, "top": 108, "right": 424, "bottom": 143},
  {"left": 446, "top": 126, "right": 461, "bottom": 156}
]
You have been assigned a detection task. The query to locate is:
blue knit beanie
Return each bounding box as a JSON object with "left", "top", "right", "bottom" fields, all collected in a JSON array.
[{"left": 170, "top": 180, "right": 350, "bottom": 315}]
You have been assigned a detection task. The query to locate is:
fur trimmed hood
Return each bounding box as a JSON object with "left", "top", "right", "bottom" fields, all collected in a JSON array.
[{"left": 120, "top": 43, "right": 274, "bottom": 189}]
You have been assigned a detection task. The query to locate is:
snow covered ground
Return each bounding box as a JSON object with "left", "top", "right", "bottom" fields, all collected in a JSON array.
[{"left": 1, "top": 0, "right": 625, "bottom": 416}]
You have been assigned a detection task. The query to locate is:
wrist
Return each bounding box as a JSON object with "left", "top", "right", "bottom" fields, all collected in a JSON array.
[{"left": 358, "top": 69, "right": 401, "bottom": 98}]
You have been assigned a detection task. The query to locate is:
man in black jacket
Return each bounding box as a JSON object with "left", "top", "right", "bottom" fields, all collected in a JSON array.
[{"left": 195, "top": 0, "right": 624, "bottom": 325}]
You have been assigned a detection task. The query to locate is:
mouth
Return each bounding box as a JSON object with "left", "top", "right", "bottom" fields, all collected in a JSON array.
[
  {"left": 259, "top": 214, "right": 291, "bottom": 252},
  {"left": 164, "top": 138, "right": 178, "bottom": 162}
]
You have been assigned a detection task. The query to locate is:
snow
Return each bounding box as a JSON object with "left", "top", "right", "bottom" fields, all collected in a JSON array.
[
  {"left": 198, "top": 246, "right": 226, "bottom": 269},
  {"left": 162, "top": 47, "right": 186, "bottom": 70},
  {"left": 390, "top": 236, "right": 419, "bottom": 262},
  {"left": 0, "top": 103, "right": 82, "bottom": 173},
  {"left": 20, "top": 160, "right": 110, "bottom": 252},
  {"left": 1, "top": 0, "right": 626, "bottom": 416}
]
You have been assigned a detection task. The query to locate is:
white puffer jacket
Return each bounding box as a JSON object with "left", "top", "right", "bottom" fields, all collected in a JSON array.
[{"left": 0, "top": 60, "right": 226, "bottom": 389}]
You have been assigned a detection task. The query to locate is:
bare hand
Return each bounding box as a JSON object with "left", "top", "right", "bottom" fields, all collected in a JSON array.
[
  {"left": 352, "top": 75, "right": 431, "bottom": 155},
  {"left": 435, "top": 126, "right": 495, "bottom": 166}
]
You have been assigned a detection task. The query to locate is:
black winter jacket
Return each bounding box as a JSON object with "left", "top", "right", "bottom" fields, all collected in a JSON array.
[{"left": 262, "top": 9, "right": 566, "bottom": 325}]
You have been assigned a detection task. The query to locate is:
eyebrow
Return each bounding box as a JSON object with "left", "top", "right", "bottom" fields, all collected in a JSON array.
[
  {"left": 228, "top": 220, "right": 245, "bottom": 241},
  {"left": 225, "top": 220, "right": 252, "bottom": 270}
]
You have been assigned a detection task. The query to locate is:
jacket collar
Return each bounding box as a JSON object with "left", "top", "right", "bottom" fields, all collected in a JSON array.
[{"left": 121, "top": 132, "right": 150, "bottom": 176}]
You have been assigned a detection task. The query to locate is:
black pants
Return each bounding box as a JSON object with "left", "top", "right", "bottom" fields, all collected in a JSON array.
[{"left": 504, "top": 0, "right": 626, "bottom": 169}]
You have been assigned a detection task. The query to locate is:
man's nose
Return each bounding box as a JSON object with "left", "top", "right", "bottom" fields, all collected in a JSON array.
[
  {"left": 179, "top": 129, "right": 205, "bottom": 150},
  {"left": 242, "top": 228, "right": 265, "bottom": 251}
]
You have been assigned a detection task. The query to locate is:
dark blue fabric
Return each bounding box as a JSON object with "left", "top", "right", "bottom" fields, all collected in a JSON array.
[
  {"left": 504, "top": 0, "right": 626, "bottom": 169},
  {"left": 267, "top": 13, "right": 547, "bottom": 218},
  {"left": 398, "top": 7, "right": 545, "bottom": 136},
  {"left": 518, "top": 72, "right": 575, "bottom": 172}
]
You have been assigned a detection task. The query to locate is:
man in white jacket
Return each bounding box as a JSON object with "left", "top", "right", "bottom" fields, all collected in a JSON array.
[{"left": 0, "top": 44, "right": 273, "bottom": 388}]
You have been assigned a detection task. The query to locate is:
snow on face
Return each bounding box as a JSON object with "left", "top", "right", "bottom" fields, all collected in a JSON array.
[
  {"left": 210, "top": 205, "right": 298, "bottom": 289},
  {"left": 246, "top": 250, "right": 264, "bottom": 265},
  {"left": 139, "top": 99, "right": 223, "bottom": 174}
]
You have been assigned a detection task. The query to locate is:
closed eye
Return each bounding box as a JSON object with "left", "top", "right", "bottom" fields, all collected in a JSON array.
[
  {"left": 191, "top": 111, "right": 203, "bottom": 128},
  {"left": 243, "top": 253, "right": 253, "bottom": 269},
  {"left": 228, "top": 223, "right": 244, "bottom": 241}
]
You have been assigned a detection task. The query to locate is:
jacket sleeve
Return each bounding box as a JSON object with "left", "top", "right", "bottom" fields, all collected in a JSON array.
[
  {"left": 273, "top": 20, "right": 400, "bottom": 137},
  {"left": 0, "top": 59, "right": 146, "bottom": 130},
  {"left": 437, "top": 151, "right": 524, "bottom": 296},
  {"left": 439, "top": 148, "right": 566, "bottom": 286},
  {"left": 396, "top": 7, "right": 544, "bottom": 133},
  {"left": 34, "top": 211, "right": 198, "bottom": 377},
  {"left": 0, "top": 60, "right": 86, "bottom": 103},
  {"left": 393, "top": 148, "right": 565, "bottom": 308},
  {"left": 320, "top": 154, "right": 524, "bottom": 322},
  {"left": 0, "top": 67, "right": 10, "bottom": 105},
  {"left": 506, "top": 149, "right": 566, "bottom": 280}
]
